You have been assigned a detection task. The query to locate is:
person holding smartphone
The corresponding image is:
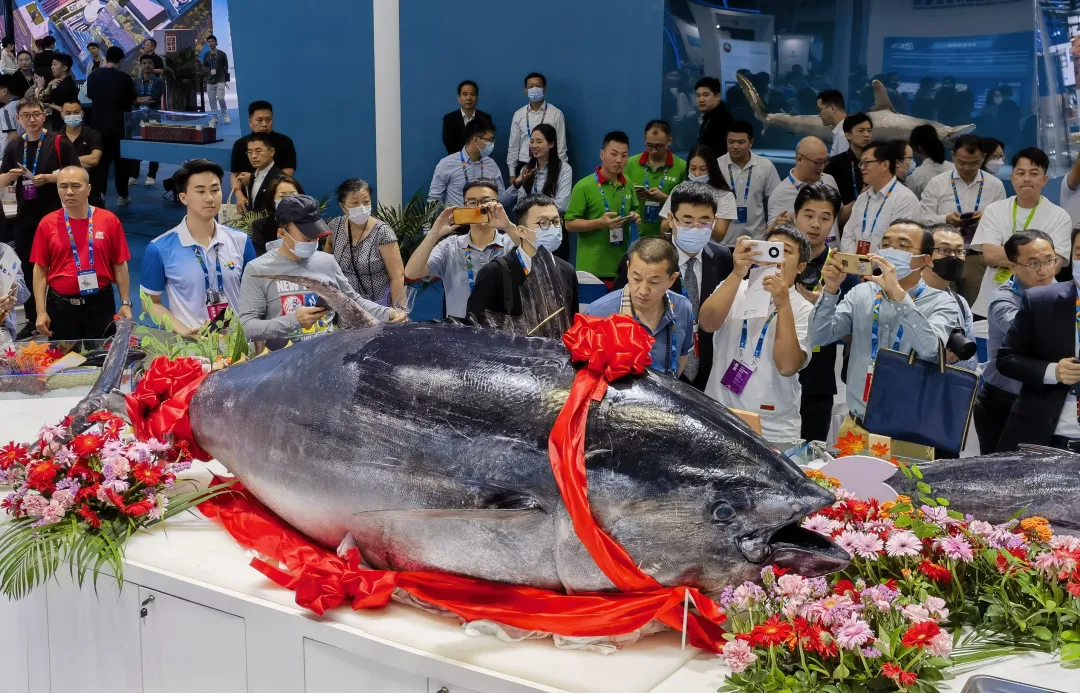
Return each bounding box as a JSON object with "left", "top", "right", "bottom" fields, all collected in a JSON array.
[{"left": 623, "top": 120, "right": 687, "bottom": 239}]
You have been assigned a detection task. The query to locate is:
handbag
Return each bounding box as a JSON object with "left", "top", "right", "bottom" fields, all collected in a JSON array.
[
  {"left": 862, "top": 340, "right": 978, "bottom": 453},
  {"left": 218, "top": 188, "right": 239, "bottom": 226}
]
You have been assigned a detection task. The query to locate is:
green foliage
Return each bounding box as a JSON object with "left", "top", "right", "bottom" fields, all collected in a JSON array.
[
  {"left": 136, "top": 288, "right": 254, "bottom": 363},
  {"left": 376, "top": 188, "right": 441, "bottom": 267}
]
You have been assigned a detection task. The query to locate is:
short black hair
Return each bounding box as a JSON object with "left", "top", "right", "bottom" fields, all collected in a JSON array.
[
  {"left": 794, "top": 181, "right": 841, "bottom": 216},
  {"left": 694, "top": 76, "right": 722, "bottom": 95},
  {"left": 952, "top": 134, "right": 984, "bottom": 156},
  {"left": 105, "top": 46, "right": 124, "bottom": 64},
  {"left": 1004, "top": 229, "right": 1055, "bottom": 263},
  {"left": 247, "top": 132, "right": 275, "bottom": 150},
  {"left": 628, "top": 236, "right": 679, "bottom": 275},
  {"left": 842, "top": 112, "right": 872, "bottom": 134},
  {"left": 60, "top": 98, "right": 83, "bottom": 109},
  {"left": 524, "top": 72, "right": 546, "bottom": 88},
  {"left": 144, "top": 38, "right": 157, "bottom": 48},
  {"left": 16, "top": 49, "right": 31, "bottom": 60},
  {"left": 602, "top": 131, "right": 629, "bottom": 148},
  {"left": 644, "top": 119, "right": 671, "bottom": 136},
  {"left": 888, "top": 218, "right": 933, "bottom": 255},
  {"left": 1, "top": 37, "right": 13, "bottom": 48},
  {"left": 816, "top": 89, "right": 845, "bottom": 110},
  {"left": 174, "top": 158, "right": 225, "bottom": 193},
  {"left": 865, "top": 140, "right": 897, "bottom": 175},
  {"left": 248, "top": 100, "right": 273, "bottom": 117},
  {"left": 1012, "top": 147, "right": 1049, "bottom": 172},
  {"left": 726, "top": 120, "right": 754, "bottom": 138},
  {"left": 667, "top": 181, "right": 717, "bottom": 215},
  {"left": 335, "top": 178, "right": 371, "bottom": 204},
  {"left": 457, "top": 79, "right": 477, "bottom": 95},
  {"left": 980, "top": 137, "right": 1004, "bottom": 155},
  {"left": 463, "top": 116, "right": 495, "bottom": 141},
  {"left": 207, "top": 34, "right": 217, "bottom": 42},
  {"left": 462, "top": 178, "right": 500, "bottom": 197},
  {"left": 40, "top": 36, "right": 55, "bottom": 49},
  {"left": 513, "top": 193, "right": 558, "bottom": 220},
  {"left": 87, "top": 42, "right": 99, "bottom": 49},
  {"left": 139, "top": 54, "right": 155, "bottom": 66},
  {"left": 765, "top": 224, "right": 811, "bottom": 264},
  {"left": 53, "top": 53, "right": 73, "bottom": 71},
  {"left": 929, "top": 223, "right": 964, "bottom": 244},
  {"left": 908, "top": 124, "right": 945, "bottom": 164},
  {"left": 889, "top": 139, "right": 910, "bottom": 165}
]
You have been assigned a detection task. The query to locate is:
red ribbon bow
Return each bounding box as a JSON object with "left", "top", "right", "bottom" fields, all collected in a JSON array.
[{"left": 126, "top": 357, "right": 211, "bottom": 460}]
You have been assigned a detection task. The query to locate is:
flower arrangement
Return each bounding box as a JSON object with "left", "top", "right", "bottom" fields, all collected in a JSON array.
[{"left": 0, "top": 410, "right": 233, "bottom": 599}]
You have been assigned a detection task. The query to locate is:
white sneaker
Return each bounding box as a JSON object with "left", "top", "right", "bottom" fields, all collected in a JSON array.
[
  {"left": 117, "top": 196, "right": 131, "bottom": 206},
  {"left": 128, "top": 177, "right": 137, "bottom": 185},
  {"left": 145, "top": 177, "right": 155, "bottom": 186},
  {"left": 223, "top": 113, "right": 231, "bottom": 123}
]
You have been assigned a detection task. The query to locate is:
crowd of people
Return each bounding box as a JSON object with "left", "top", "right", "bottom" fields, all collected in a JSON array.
[{"left": 4, "top": 53, "right": 1080, "bottom": 456}]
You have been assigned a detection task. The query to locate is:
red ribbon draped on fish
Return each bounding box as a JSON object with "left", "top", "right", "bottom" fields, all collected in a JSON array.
[{"left": 126, "top": 356, "right": 211, "bottom": 461}]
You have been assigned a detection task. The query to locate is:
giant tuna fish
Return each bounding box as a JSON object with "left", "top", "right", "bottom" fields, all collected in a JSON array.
[{"left": 737, "top": 74, "right": 974, "bottom": 144}]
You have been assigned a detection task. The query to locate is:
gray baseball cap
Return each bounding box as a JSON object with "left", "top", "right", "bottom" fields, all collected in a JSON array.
[{"left": 276, "top": 194, "right": 330, "bottom": 238}]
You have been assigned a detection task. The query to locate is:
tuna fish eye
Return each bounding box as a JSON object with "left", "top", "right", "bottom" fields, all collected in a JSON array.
[{"left": 710, "top": 501, "right": 736, "bottom": 523}]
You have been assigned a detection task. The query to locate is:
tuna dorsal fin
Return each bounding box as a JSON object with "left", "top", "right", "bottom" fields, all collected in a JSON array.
[
  {"left": 66, "top": 317, "right": 134, "bottom": 435},
  {"left": 870, "top": 80, "right": 895, "bottom": 112},
  {"left": 255, "top": 274, "right": 378, "bottom": 329},
  {"left": 473, "top": 248, "right": 572, "bottom": 339},
  {"left": 1018, "top": 443, "right": 1079, "bottom": 457}
]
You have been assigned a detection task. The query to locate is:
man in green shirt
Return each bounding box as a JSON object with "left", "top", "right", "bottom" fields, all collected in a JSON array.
[
  {"left": 565, "top": 131, "right": 642, "bottom": 279},
  {"left": 623, "top": 120, "right": 687, "bottom": 239}
]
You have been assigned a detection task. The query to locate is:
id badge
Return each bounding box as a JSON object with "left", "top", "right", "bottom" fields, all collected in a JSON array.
[
  {"left": 206, "top": 302, "right": 229, "bottom": 323},
  {"left": 992, "top": 267, "right": 1013, "bottom": 284},
  {"left": 643, "top": 200, "right": 660, "bottom": 223},
  {"left": 736, "top": 206, "right": 748, "bottom": 224},
  {"left": 693, "top": 327, "right": 700, "bottom": 358},
  {"left": 76, "top": 269, "right": 98, "bottom": 295},
  {"left": 862, "top": 362, "right": 875, "bottom": 403},
  {"left": 856, "top": 240, "right": 871, "bottom": 255},
  {"left": 609, "top": 225, "right": 624, "bottom": 245},
  {"left": 720, "top": 359, "right": 754, "bottom": 395},
  {"left": 210, "top": 68, "right": 217, "bottom": 76},
  {"left": 21, "top": 179, "right": 35, "bottom": 200}
]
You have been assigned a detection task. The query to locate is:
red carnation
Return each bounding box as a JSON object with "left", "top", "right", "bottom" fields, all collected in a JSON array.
[
  {"left": 881, "top": 662, "right": 903, "bottom": 680},
  {"left": 77, "top": 505, "right": 102, "bottom": 529},
  {"left": 832, "top": 579, "right": 858, "bottom": 597},
  {"left": 1066, "top": 579, "right": 1080, "bottom": 598},
  {"left": 71, "top": 433, "right": 104, "bottom": 458},
  {"left": 901, "top": 620, "right": 941, "bottom": 648},
  {"left": 26, "top": 461, "right": 59, "bottom": 490},
  {"left": 917, "top": 559, "right": 952, "bottom": 583},
  {"left": 884, "top": 578, "right": 898, "bottom": 590},
  {"left": 0, "top": 442, "right": 28, "bottom": 471},
  {"left": 898, "top": 671, "right": 918, "bottom": 688},
  {"left": 75, "top": 484, "right": 100, "bottom": 504},
  {"left": 132, "top": 463, "right": 163, "bottom": 487},
  {"left": 748, "top": 615, "right": 793, "bottom": 648}
]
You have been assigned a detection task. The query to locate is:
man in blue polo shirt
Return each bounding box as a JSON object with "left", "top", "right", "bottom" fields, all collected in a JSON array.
[
  {"left": 140, "top": 159, "right": 256, "bottom": 336},
  {"left": 584, "top": 236, "right": 694, "bottom": 376}
]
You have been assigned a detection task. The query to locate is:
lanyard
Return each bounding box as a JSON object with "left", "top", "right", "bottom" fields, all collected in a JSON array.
[
  {"left": 463, "top": 243, "right": 500, "bottom": 292},
  {"left": 631, "top": 294, "right": 677, "bottom": 374},
  {"left": 860, "top": 180, "right": 899, "bottom": 244},
  {"left": 787, "top": 173, "right": 804, "bottom": 192},
  {"left": 870, "top": 283, "right": 926, "bottom": 360},
  {"left": 65, "top": 206, "right": 94, "bottom": 273},
  {"left": 727, "top": 163, "right": 753, "bottom": 204},
  {"left": 594, "top": 172, "right": 628, "bottom": 217},
  {"left": 192, "top": 245, "right": 224, "bottom": 294},
  {"left": 1075, "top": 285, "right": 1080, "bottom": 354},
  {"left": 951, "top": 172, "right": 984, "bottom": 214},
  {"left": 460, "top": 149, "right": 484, "bottom": 185},
  {"left": 850, "top": 160, "right": 859, "bottom": 196},
  {"left": 140, "top": 79, "right": 155, "bottom": 97},
  {"left": 646, "top": 164, "right": 670, "bottom": 191},
  {"left": 524, "top": 102, "right": 548, "bottom": 134},
  {"left": 22, "top": 131, "right": 46, "bottom": 176},
  {"left": 739, "top": 311, "right": 778, "bottom": 364},
  {"left": 1007, "top": 276, "right": 1023, "bottom": 297},
  {"left": 1011, "top": 198, "right": 1040, "bottom": 233}
]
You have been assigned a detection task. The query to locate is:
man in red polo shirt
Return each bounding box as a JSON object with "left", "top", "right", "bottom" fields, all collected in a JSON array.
[{"left": 30, "top": 166, "right": 132, "bottom": 340}]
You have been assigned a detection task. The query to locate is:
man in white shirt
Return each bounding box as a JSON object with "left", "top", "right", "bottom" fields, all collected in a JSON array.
[
  {"left": 817, "top": 89, "right": 848, "bottom": 157},
  {"left": 700, "top": 229, "right": 814, "bottom": 446},
  {"left": 506, "top": 72, "right": 567, "bottom": 177},
  {"left": 1058, "top": 145, "right": 1080, "bottom": 229},
  {"left": 241, "top": 132, "right": 283, "bottom": 213},
  {"left": 970, "top": 147, "right": 1072, "bottom": 317},
  {"left": 718, "top": 120, "right": 780, "bottom": 243},
  {"left": 767, "top": 135, "right": 839, "bottom": 241},
  {"left": 841, "top": 141, "right": 921, "bottom": 254}
]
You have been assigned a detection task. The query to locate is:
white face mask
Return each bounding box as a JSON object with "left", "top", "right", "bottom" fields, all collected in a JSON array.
[
  {"left": 881, "top": 247, "right": 924, "bottom": 280},
  {"left": 265, "top": 239, "right": 283, "bottom": 252},
  {"left": 688, "top": 173, "right": 710, "bottom": 183},
  {"left": 674, "top": 226, "right": 711, "bottom": 254},
  {"left": 534, "top": 226, "right": 563, "bottom": 253},
  {"left": 906, "top": 159, "right": 916, "bottom": 176},
  {"left": 348, "top": 205, "right": 371, "bottom": 224},
  {"left": 284, "top": 232, "right": 317, "bottom": 259},
  {"left": 986, "top": 158, "right": 1004, "bottom": 174},
  {"left": 527, "top": 86, "right": 545, "bottom": 103}
]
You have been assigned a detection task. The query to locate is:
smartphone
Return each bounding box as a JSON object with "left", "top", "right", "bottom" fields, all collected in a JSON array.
[
  {"left": 959, "top": 212, "right": 974, "bottom": 221},
  {"left": 634, "top": 185, "right": 647, "bottom": 193},
  {"left": 452, "top": 207, "right": 488, "bottom": 225},
  {"left": 748, "top": 240, "right": 784, "bottom": 264},
  {"left": 835, "top": 252, "right": 874, "bottom": 276},
  {"left": 313, "top": 295, "right": 329, "bottom": 309}
]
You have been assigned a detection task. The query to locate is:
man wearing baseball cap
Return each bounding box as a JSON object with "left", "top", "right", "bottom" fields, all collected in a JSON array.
[{"left": 238, "top": 194, "right": 406, "bottom": 350}]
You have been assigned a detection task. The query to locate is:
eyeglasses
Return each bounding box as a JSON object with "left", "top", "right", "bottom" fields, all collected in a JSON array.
[
  {"left": 644, "top": 143, "right": 668, "bottom": 152},
  {"left": 19, "top": 111, "right": 44, "bottom": 120},
  {"left": 797, "top": 154, "right": 829, "bottom": 167},
  {"left": 881, "top": 242, "right": 915, "bottom": 251},
  {"left": 246, "top": 148, "right": 269, "bottom": 156},
  {"left": 933, "top": 248, "right": 967, "bottom": 258},
  {"left": 675, "top": 221, "right": 713, "bottom": 230},
  {"left": 1015, "top": 258, "right": 1060, "bottom": 271},
  {"left": 463, "top": 198, "right": 496, "bottom": 208},
  {"left": 530, "top": 218, "right": 561, "bottom": 229},
  {"left": 857, "top": 159, "right": 884, "bottom": 169}
]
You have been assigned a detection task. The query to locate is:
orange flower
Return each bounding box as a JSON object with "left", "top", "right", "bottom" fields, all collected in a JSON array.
[
  {"left": 835, "top": 430, "right": 866, "bottom": 457},
  {"left": 879, "top": 500, "right": 896, "bottom": 517},
  {"left": 19, "top": 341, "right": 50, "bottom": 366},
  {"left": 870, "top": 441, "right": 890, "bottom": 458},
  {"left": 1020, "top": 517, "right": 1049, "bottom": 529},
  {"left": 895, "top": 495, "right": 912, "bottom": 505},
  {"left": 828, "top": 476, "right": 841, "bottom": 488},
  {"left": 805, "top": 469, "right": 826, "bottom": 481}
]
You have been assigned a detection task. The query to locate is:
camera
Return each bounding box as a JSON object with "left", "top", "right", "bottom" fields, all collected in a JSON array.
[
  {"left": 945, "top": 327, "right": 976, "bottom": 361},
  {"left": 796, "top": 264, "right": 821, "bottom": 289}
]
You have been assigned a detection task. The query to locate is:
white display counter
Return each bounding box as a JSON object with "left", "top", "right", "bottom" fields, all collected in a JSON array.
[{"left": 1, "top": 398, "right": 1076, "bottom": 693}]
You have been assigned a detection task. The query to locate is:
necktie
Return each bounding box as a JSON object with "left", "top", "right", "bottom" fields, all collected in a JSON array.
[{"left": 684, "top": 257, "right": 700, "bottom": 381}]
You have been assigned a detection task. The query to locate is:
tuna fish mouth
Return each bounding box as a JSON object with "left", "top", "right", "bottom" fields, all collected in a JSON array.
[{"left": 765, "top": 523, "right": 850, "bottom": 577}]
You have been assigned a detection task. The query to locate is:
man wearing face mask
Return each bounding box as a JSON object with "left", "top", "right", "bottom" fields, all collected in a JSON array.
[
  {"left": 841, "top": 141, "right": 921, "bottom": 255},
  {"left": 700, "top": 228, "right": 814, "bottom": 447},
  {"left": 921, "top": 225, "right": 977, "bottom": 372},
  {"left": 891, "top": 140, "right": 915, "bottom": 185},
  {"left": 428, "top": 117, "right": 505, "bottom": 208},
  {"left": 506, "top": 73, "right": 567, "bottom": 177},
  {"left": 970, "top": 147, "right": 1072, "bottom": 317},
  {"left": 238, "top": 194, "right": 405, "bottom": 351},
  {"left": 613, "top": 182, "right": 733, "bottom": 391},
  {"left": 974, "top": 230, "right": 1058, "bottom": 453},
  {"left": 59, "top": 100, "right": 103, "bottom": 206},
  {"left": 812, "top": 219, "right": 962, "bottom": 422},
  {"left": 465, "top": 194, "right": 577, "bottom": 321}
]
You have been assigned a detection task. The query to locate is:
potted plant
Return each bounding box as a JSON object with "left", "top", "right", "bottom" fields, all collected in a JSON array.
[{"left": 163, "top": 47, "right": 203, "bottom": 112}]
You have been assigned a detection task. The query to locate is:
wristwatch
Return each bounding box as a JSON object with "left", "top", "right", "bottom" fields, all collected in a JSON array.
[{"left": 120, "top": 300, "right": 132, "bottom": 307}]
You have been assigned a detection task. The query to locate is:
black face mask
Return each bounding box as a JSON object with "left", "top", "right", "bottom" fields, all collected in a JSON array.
[{"left": 932, "top": 256, "right": 964, "bottom": 283}]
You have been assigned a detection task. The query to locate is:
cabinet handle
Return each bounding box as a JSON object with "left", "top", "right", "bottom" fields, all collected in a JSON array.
[{"left": 140, "top": 594, "right": 155, "bottom": 618}]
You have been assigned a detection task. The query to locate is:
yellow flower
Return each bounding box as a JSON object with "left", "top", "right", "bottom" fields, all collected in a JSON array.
[
  {"left": 806, "top": 469, "right": 826, "bottom": 481},
  {"left": 895, "top": 495, "right": 911, "bottom": 505},
  {"left": 827, "top": 477, "right": 841, "bottom": 488}
]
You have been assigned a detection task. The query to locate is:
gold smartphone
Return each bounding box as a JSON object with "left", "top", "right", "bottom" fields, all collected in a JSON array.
[
  {"left": 834, "top": 252, "right": 874, "bottom": 276},
  {"left": 452, "top": 207, "right": 489, "bottom": 225}
]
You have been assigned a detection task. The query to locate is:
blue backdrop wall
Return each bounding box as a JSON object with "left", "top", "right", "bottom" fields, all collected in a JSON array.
[
  {"left": 226, "top": 0, "right": 377, "bottom": 201},
  {"left": 398, "top": 0, "right": 667, "bottom": 201}
]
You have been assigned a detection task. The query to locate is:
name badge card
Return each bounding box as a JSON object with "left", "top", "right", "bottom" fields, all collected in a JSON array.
[
  {"left": 721, "top": 359, "right": 754, "bottom": 394},
  {"left": 22, "top": 179, "right": 35, "bottom": 201},
  {"left": 609, "top": 225, "right": 624, "bottom": 245},
  {"left": 76, "top": 269, "right": 98, "bottom": 295},
  {"left": 643, "top": 201, "right": 660, "bottom": 223},
  {"left": 740, "top": 265, "right": 777, "bottom": 320},
  {"left": 736, "top": 206, "right": 748, "bottom": 224},
  {"left": 856, "top": 240, "right": 871, "bottom": 255},
  {"left": 205, "top": 289, "right": 229, "bottom": 322}
]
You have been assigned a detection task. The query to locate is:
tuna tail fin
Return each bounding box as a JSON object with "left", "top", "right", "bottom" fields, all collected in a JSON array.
[
  {"left": 736, "top": 73, "right": 769, "bottom": 131},
  {"left": 255, "top": 274, "right": 379, "bottom": 329},
  {"left": 66, "top": 317, "right": 134, "bottom": 435}
]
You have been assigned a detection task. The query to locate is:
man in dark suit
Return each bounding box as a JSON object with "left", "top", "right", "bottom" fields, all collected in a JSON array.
[
  {"left": 84, "top": 46, "right": 136, "bottom": 205},
  {"left": 613, "top": 182, "right": 733, "bottom": 390},
  {"left": 242, "top": 132, "right": 284, "bottom": 212},
  {"left": 442, "top": 80, "right": 491, "bottom": 155},
  {"left": 997, "top": 279, "right": 1080, "bottom": 451},
  {"left": 694, "top": 76, "right": 734, "bottom": 159}
]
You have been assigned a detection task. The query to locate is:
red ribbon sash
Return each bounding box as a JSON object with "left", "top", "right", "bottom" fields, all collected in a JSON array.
[{"left": 126, "top": 356, "right": 211, "bottom": 461}]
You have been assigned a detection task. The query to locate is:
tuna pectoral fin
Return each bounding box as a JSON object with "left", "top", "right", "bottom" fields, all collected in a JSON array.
[
  {"left": 255, "top": 274, "right": 379, "bottom": 329},
  {"left": 354, "top": 508, "right": 544, "bottom": 521}
]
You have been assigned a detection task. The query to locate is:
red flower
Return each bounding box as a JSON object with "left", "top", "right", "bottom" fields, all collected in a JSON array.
[
  {"left": 26, "top": 461, "right": 59, "bottom": 490},
  {"left": 132, "top": 463, "right": 163, "bottom": 487},
  {"left": 104, "top": 488, "right": 155, "bottom": 517},
  {"left": 75, "top": 484, "right": 100, "bottom": 504},
  {"left": 881, "top": 662, "right": 903, "bottom": 680},
  {"left": 66, "top": 463, "right": 101, "bottom": 483},
  {"left": 901, "top": 620, "right": 941, "bottom": 648},
  {"left": 71, "top": 433, "right": 104, "bottom": 458},
  {"left": 747, "top": 615, "right": 793, "bottom": 648},
  {"left": 898, "top": 671, "right": 918, "bottom": 688},
  {"left": 995, "top": 546, "right": 1029, "bottom": 575},
  {"left": 770, "top": 565, "right": 791, "bottom": 577},
  {"left": 833, "top": 579, "right": 858, "bottom": 597},
  {"left": 917, "top": 560, "right": 952, "bottom": 583},
  {"left": 77, "top": 505, "right": 102, "bottom": 529},
  {"left": 0, "top": 442, "right": 28, "bottom": 470},
  {"left": 794, "top": 617, "right": 837, "bottom": 657},
  {"left": 1066, "top": 580, "right": 1080, "bottom": 598}
]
